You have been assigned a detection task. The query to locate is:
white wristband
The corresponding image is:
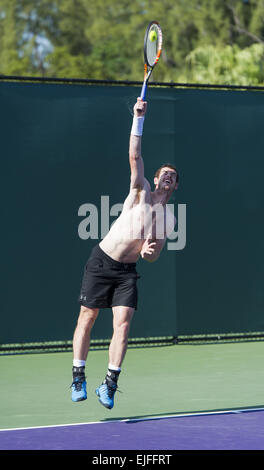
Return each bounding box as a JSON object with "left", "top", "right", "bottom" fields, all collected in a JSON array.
[{"left": 131, "top": 115, "right": 145, "bottom": 136}]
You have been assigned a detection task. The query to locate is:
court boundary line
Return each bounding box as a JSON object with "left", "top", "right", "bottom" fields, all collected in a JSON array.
[{"left": 1, "top": 406, "right": 264, "bottom": 432}]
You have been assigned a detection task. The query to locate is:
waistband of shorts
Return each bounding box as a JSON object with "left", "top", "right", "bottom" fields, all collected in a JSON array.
[{"left": 93, "top": 244, "right": 137, "bottom": 270}]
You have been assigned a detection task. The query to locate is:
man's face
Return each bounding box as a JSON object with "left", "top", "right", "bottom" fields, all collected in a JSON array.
[{"left": 154, "top": 167, "right": 178, "bottom": 192}]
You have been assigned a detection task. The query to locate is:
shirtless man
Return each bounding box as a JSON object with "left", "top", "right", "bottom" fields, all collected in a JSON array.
[{"left": 71, "top": 98, "right": 179, "bottom": 409}]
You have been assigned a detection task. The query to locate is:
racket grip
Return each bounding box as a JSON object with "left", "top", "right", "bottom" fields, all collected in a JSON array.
[{"left": 140, "top": 81, "right": 147, "bottom": 101}]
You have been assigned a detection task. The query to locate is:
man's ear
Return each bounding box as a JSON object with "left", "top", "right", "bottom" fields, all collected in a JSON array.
[
  {"left": 174, "top": 182, "right": 179, "bottom": 191},
  {"left": 154, "top": 177, "right": 158, "bottom": 186}
]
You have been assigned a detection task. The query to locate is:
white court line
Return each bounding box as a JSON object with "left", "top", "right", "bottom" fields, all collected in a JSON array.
[{"left": 1, "top": 406, "right": 264, "bottom": 433}]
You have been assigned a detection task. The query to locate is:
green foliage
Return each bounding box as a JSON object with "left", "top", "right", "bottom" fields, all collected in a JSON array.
[
  {"left": 0, "top": 0, "right": 264, "bottom": 85},
  {"left": 181, "top": 43, "right": 264, "bottom": 85}
]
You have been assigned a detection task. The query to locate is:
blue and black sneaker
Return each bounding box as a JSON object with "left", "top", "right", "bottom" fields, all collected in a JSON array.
[
  {"left": 71, "top": 366, "right": 87, "bottom": 402},
  {"left": 71, "top": 377, "right": 87, "bottom": 402},
  {"left": 95, "top": 382, "right": 117, "bottom": 409}
]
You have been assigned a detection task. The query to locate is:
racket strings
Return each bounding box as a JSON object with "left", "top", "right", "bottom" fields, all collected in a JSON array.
[{"left": 146, "top": 24, "right": 161, "bottom": 67}]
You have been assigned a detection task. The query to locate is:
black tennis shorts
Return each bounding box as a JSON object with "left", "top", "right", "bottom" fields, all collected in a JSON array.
[{"left": 78, "top": 244, "right": 140, "bottom": 310}]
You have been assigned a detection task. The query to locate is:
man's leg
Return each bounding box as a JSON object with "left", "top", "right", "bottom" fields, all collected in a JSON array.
[
  {"left": 73, "top": 306, "right": 99, "bottom": 360},
  {"left": 96, "top": 306, "right": 134, "bottom": 409},
  {"left": 109, "top": 306, "right": 135, "bottom": 367},
  {"left": 71, "top": 306, "right": 99, "bottom": 402}
]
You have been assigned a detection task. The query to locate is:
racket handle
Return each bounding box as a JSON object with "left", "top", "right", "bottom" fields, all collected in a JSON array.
[{"left": 140, "top": 81, "right": 147, "bottom": 101}]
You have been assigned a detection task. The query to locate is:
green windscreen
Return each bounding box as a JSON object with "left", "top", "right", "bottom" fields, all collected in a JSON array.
[{"left": 0, "top": 80, "right": 264, "bottom": 345}]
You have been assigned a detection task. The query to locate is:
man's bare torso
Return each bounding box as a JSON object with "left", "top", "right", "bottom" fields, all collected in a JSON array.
[{"left": 99, "top": 178, "right": 175, "bottom": 263}]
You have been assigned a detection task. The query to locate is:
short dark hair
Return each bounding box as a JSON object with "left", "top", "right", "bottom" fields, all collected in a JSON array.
[{"left": 154, "top": 164, "right": 179, "bottom": 183}]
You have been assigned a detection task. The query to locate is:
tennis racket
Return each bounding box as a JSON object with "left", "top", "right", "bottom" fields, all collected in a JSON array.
[{"left": 140, "top": 21, "right": 163, "bottom": 101}]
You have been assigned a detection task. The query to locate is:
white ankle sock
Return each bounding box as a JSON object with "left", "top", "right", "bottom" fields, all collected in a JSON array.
[
  {"left": 73, "top": 359, "right": 86, "bottom": 368},
  {"left": 108, "top": 363, "right": 121, "bottom": 372}
]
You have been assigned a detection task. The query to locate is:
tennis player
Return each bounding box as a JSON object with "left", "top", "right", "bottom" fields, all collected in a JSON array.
[{"left": 71, "top": 97, "right": 179, "bottom": 409}]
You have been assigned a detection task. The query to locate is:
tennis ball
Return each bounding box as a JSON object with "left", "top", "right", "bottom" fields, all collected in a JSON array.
[{"left": 149, "top": 30, "right": 157, "bottom": 42}]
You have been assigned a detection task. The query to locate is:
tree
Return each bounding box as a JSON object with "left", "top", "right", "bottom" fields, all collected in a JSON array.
[
  {"left": 181, "top": 42, "right": 264, "bottom": 85},
  {"left": 1, "top": 0, "right": 264, "bottom": 85},
  {"left": 0, "top": 0, "right": 31, "bottom": 75}
]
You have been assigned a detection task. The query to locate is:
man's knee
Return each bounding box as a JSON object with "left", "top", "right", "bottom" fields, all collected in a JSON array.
[
  {"left": 77, "top": 306, "right": 99, "bottom": 328},
  {"left": 117, "top": 321, "right": 131, "bottom": 340},
  {"left": 113, "top": 307, "right": 134, "bottom": 339}
]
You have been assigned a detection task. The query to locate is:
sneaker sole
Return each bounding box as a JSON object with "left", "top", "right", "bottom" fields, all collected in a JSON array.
[{"left": 72, "top": 396, "right": 87, "bottom": 402}]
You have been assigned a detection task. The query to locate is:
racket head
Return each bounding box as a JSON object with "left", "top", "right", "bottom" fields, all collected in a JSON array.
[{"left": 144, "top": 21, "right": 162, "bottom": 69}]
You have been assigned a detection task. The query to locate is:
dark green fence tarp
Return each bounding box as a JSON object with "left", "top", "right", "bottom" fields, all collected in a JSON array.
[{"left": 1, "top": 81, "right": 264, "bottom": 344}]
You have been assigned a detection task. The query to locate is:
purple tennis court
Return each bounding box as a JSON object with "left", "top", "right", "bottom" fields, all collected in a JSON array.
[{"left": 1, "top": 409, "right": 264, "bottom": 450}]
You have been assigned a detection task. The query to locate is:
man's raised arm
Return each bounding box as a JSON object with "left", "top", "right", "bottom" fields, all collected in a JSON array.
[{"left": 129, "top": 98, "right": 147, "bottom": 190}]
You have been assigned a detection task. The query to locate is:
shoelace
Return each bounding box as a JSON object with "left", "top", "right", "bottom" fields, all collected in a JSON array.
[
  {"left": 107, "top": 384, "right": 117, "bottom": 398},
  {"left": 71, "top": 377, "right": 85, "bottom": 392},
  {"left": 104, "top": 383, "right": 122, "bottom": 398}
]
